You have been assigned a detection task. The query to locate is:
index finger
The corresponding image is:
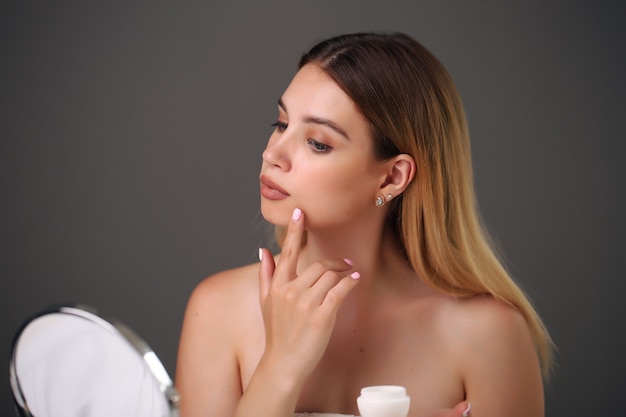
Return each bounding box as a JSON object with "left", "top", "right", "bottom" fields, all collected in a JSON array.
[{"left": 274, "top": 207, "right": 304, "bottom": 281}]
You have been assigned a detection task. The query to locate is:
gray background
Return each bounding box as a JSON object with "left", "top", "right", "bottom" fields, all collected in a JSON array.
[{"left": 1, "top": 1, "right": 624, "bottom": 415}]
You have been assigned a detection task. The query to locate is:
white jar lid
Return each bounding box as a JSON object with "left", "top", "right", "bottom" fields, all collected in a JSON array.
[{"left": 359, "top": 385, "right": 408, "bottom": 399}]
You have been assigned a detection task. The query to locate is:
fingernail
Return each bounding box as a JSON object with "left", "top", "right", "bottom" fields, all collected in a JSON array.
[
  {"left": 462, "top": 403, "right": 471, "bottom": 417},
  {"left": 350, "top": 272, "right": 360, "bottom": 280},
  {"left": 258, "top": 248, "right": 263, "bottom": 261},
  {"left": 343, "top": 258, "right": 354, "bottom": 266},
  {"left": 292, "top": 208, "right": 302, "bottom": 221}
]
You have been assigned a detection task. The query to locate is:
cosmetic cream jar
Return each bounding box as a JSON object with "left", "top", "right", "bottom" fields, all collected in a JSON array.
[{"left": 356, "top": 385, "right": 410, "bottom": 417}]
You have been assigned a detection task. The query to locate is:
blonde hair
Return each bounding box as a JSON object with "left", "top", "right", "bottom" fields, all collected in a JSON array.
[{"left": 277, "top": 32, "right": 553, "bottom": 377}]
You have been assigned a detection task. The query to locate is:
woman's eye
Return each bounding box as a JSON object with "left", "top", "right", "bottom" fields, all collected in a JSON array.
[
  {"left": 270, "top": 121, "right": 288, "bottom": 132},
  {"left": 306, "top": 138, "right": 332, "bottom": 153}
]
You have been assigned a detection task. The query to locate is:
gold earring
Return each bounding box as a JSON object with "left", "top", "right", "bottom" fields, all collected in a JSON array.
[
  {"left": 386, "top": 193, "right": 393, "bottom": 202},
  {"left": 375, "top": 195, "right": 385, "bottom": 207}
]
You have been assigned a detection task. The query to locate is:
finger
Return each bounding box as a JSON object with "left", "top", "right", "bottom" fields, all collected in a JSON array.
[
  {"left": 274, "top": 207, "right": 305, "bottom": 281},
  {"left": 295, "top": 258, "right": 354, "bottom": 289},
  {"left": 304, "top": 269, "right": 352, "bottom": 306},
  {"left": 452, "top": 401, "right": 471, "bottom": 417},
  {"left": 258, "top": 247, "right": 276, "bottom": 304},
  {"left": 423, "top": 401, "right": 470, "bottom": 417},
  {"left": 320, "top": 271, "right": 361, "bottom": 312}
]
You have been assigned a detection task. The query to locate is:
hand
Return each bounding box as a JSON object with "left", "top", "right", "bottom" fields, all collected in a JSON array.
[
  {"left": 258, "top": 207, "right": 360, "bottom": 382},
  {"left": 420, "top": 402, "right": 471, "bottom": 417}
]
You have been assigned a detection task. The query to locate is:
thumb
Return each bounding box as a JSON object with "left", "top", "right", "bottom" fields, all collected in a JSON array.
[
  {"left": 452, "top": 401, "right": 471, "bottom": 417},
  {"left": 422, "top": 401, "right": 471, "bottom": 417},
  {"left": 258, "top": 247, "right": 275, "bottom": 304}
]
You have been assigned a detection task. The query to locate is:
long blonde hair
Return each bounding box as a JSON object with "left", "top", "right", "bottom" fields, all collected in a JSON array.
[{"left": 278, "top": 32, "right": 553, "bottom": 377}]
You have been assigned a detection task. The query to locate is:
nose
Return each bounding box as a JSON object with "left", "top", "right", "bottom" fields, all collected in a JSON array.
[{"left": 262, "top": 132, "right": 292, "bottom": 171}]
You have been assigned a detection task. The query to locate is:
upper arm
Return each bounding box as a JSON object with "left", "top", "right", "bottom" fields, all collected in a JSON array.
[
  {"left": 175, "top": 272, "right": 245, "bottom": 417},
  {"left": 454, "top": 298, "right": 544, "bottom": 417}
]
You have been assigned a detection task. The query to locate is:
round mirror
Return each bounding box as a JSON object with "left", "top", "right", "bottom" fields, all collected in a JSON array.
[{"left": 9, "top": 304, "right": 180, "bottom": 417}]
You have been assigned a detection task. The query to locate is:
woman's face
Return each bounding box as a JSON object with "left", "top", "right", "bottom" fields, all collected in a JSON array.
[{"left": 260, "top": 64, "right": 388, "bottom": 232}]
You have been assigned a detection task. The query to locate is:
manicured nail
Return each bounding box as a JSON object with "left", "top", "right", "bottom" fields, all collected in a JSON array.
[
  {"left": 462, "top": 403, "right": 471, "bottom": 417},
  {"left": 258, "top": 248, "right": 263, "bottom": 261},
  {"left": 343, "top": 258, "right": 354, "bottom": 266},
  {"left": 350, "top": 272, "right": 360, "bottom": 280},
  {"left": 292, "top": 208, "right": 302, "bottom": 221}
]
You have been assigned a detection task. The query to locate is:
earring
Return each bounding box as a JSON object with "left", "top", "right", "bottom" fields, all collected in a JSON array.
[
  {"left": 386, "top": 193, "right": 393, "bottom": 202},
  {"left": 375, "top": 195, "right": 385, "bottom": 207}
]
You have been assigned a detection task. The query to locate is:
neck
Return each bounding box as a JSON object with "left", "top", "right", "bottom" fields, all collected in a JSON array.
[{"left": 297, "top": 223, "right": 416, "bottom": 293}]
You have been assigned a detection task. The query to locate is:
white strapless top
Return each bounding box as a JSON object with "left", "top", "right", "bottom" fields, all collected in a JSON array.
[{"left": 295, "top": 414, "right": 356, "bottom": 417}]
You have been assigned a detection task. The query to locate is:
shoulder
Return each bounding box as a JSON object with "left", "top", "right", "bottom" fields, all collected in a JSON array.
[
  {"left": 186, "top": 262, "right": 260, "bottom": 319},
  {"left": 176, "top": 262, "right": 264, "bottom": 416},
  {"left": 442, "top": 295, "right": 530, "bottom": 339},
  {"left": 177, "top": 261, "right": 263, "bottom": 368},
  {"left": 425, "top": 294, "right": 537, "bottom": 370},
  {"left": 439, "top": 296, "right": 544, "bottom": 416},
  {"left": 192, "top": 262, "right": 260, "bottom": 296},
  {"left": 438, "top": 295, "right": 538, "bottom": 367}
]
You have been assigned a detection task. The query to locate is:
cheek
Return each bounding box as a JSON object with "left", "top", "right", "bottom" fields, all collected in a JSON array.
[{"left": 303, "top": 167, "right": 377, "bottom": 213}]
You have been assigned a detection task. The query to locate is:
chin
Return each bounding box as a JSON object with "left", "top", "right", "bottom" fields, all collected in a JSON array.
[{"left": 260, "top": 201, "right": 292, "bottom": 227}]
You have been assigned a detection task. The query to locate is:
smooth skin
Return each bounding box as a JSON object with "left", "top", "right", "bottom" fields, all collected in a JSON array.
[{"left": 176, "top": 65, "right": 544, "bottom": 417}]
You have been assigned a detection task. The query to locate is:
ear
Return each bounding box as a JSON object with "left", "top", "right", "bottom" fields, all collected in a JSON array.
[{"left": 379, "top": 154, "right": 416, "bottom": 196}]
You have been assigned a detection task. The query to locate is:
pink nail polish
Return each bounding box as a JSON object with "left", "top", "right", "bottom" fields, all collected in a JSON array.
[
  {"left": 258, "top": 248, "right": 263, "bottom": 261},
  {"left": 292, "top": 208, "right": 302, "bottom": 221},
  {"left": 462, "top": 403, "right": 471, "bottom": 417},
  {"left": 351, "top": 272, "right": 361, "bottom": 280},
  {"left": 343, "top": 258, "right": 354, "bottom": 266}
]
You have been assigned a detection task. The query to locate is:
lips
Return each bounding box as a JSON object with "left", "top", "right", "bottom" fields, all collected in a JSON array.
[{"left": 260, "top": 175, "right": 290, "bottom": 200}]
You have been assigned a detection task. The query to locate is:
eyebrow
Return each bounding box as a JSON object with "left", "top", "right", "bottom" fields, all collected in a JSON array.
[{"left": 278, "top": 98, "right": 351, "bottom": 141}]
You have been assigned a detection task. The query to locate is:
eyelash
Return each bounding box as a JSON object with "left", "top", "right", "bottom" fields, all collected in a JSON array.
[
  {"left": 306, "top": 138, "right": 332, "bottom": 153},
  {"left": 270, "top": 121, "right": 332, "bottom": 153},
  {"left": 270, "top": 121, "right": 287, "bottom": 132}
]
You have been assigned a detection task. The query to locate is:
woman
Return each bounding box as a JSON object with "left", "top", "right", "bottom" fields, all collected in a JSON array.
[{"left": 176, "top": 32, "right": 553, "bottom": 417}]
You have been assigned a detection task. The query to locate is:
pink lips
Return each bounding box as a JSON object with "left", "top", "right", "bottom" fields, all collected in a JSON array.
[{"left": 260, "top": 175, "right": 289, "bottom": 200}]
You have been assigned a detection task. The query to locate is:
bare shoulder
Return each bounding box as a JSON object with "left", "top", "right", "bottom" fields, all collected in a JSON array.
[
  {"left": 439, "top": 295, "right": 538, "bottom": 367},
  {"left": 439, "top": 295, "right": 544, "bottom": 416},
  {"left": 183, "top": 262, "right": 262, "bottom": 329},
  {"left": 176, "top": 263, "right": 262, "bottom": 416},
  {"left": 443, "top": 295, "right": 529, "bottom": 338},
  {"left": 190, "top": 262, "right": 260, "bottom": 303}
]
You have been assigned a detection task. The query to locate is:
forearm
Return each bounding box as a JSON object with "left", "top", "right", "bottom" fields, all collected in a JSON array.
[{"left": 233, "top": 358, "right": 304, "bottom": 417}]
